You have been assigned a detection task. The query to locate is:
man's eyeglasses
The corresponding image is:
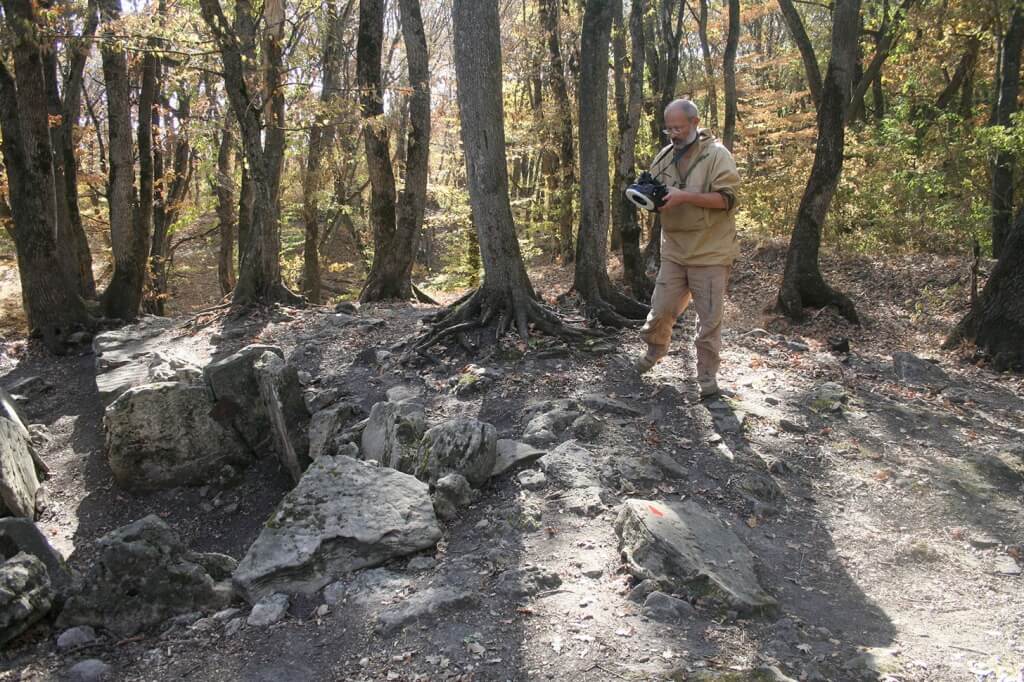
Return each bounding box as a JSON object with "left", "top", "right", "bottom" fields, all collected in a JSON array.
[{"left": 662, "top": 127, "right": 689, "bottom": 135}]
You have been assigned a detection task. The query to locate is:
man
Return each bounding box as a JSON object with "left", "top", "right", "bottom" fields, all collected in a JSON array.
[{"left": 634, "top": 99, "right": 740, "bottom": 400}]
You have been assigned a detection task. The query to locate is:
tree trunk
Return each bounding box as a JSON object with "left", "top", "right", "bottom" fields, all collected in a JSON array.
[
  {"left": 945, "top": 207, "right": 1024, "bottom": 370},
  {"left": 215, "top": 121, "right": 236, "bottom": 296},
  {"left": 539, "top": 0, "right": 577, "bottom": 265},
  {"left": 574, "top": 0, "right": 647, "bottom": 327},
  {"left": 358, "top": 0, "right": 431, "bottom": 302},
  {"left": 697, "top": 0, "right": 719, "bottom": 129},
  {"left": 98, "top": 0, "right": 147, "bottom": 320},
  {"left": 198, "top": 0, "right": 300, "bottom": 306},
  {"left": 847, "top": 0, "right": 915, "bottom": 122},
  {"left": 777, "top": 0, "right": 822, "bottom": 109},
  {"left": 991, "top": 8, "right": 1023, "bottom": 259},
  {"left": 0, "top": 0, "right": 92, "bottom": 350},
  {"left": 237, "top": 153, "right": 253, "bottom": 269},
  {"left": 723, "top": 0, "right": 740, "bottom": 150},
  {"left": 135, "top": 50, "right": 159, "bottom": 312},
  {"left": 301, "top": 1, "right": 346, "bottom": 304},
  {"left": 613, "top": 0, "right": 652, "bottom": 300},
  {"left": 411, "top": 0, "right": 590, "bottom": 355},
  {"left": 775, "top": 0, "right": 861, "bottom": 324}
]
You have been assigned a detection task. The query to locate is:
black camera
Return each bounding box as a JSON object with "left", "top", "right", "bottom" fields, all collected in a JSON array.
[{"left": 625, "top": 171, "right": 669, "bottom": 212}]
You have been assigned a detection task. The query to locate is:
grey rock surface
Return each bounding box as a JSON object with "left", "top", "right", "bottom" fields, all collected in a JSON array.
[
  {"left": 203, "top": 344, "right": 286, "bottom": 454},
  {"left": 360, "top": 401, "right": 425, "bottom": 473},
  {"left": 254, "top": 351, "right": 311, "bottom": 483},
  {"left": 0, "top": 552, "right": 53, "bottom": 645},
  {"left": 0, "top": 518, "right": 71, "bottom": 598},
  {"left": 416, "top": 418, "right": 497, "bottom": 487}
]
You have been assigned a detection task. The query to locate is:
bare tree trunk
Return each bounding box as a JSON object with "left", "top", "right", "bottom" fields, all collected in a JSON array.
[
  {"left": 847, "top": 0, "right": 915, "bottom": 122},
  {"left": 991, "top": 8, "right": 1023, "bottom": 259},
  {"left": 777, "top": 0, "right": 822, "bottom": 109},
  {"left": 539, "top": 0, "right": 577, "bottom": 265},
  {"left": 135, "top": 49, "right": 159, "bottom": 312},
  {"left": 723, "top": 0, "right": 740, "bottom": 150},
  {"left": 411, "top": 0, "right": 589, "bottom": 355},
  {"left": 945, "top": 207, "right": 1024, "bottom": 369},
  {"left": 0, "top": 0, "right": 93, "bottom": 350},
  {"left": 776, "top": 0, "right": 861, "bottom": 324},
  {"left": 696, "top": 0, "right": 719, "bottom": 129},
  {"left": 613, "top": 0, "right": 652, "bottom": 301},
  {"left": 215, "top": 121, "right": 236, "bottom": 296},
  {"left": 237, "top": 153, "right": 253, "bottom": 270}
]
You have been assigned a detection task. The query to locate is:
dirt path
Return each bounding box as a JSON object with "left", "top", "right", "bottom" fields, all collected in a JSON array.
[{"left": 1, "top": 250, "right": 1022, "bottom": 682}]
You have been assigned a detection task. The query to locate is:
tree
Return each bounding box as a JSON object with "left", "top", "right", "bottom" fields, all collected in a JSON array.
[
  {"left": 777, "top": 0, "right": 823, "bottom": 108},
  {"left": 98, "top": 0, "right": 150, "bottom": 320},
  {"left": 539, "top": 0, "right": 576, "bottom": 264},
  {"left": 301, "top": 0, "right": 349, "bottom": 304},
  {"left": 213, "top": 118, "right": 236, "bottom": 296},
  {"left": 991, "top": 7, "right": 1023, "bottom": 259},
  {"left": 945, "top": 207, "right": 1024, "bottom": 369},
  {"left": 722, "top": 0, "right": 740, "bottom": 151},
  {"left": 358, "top": 0, "right": 433, "bottom": 303},
  {"left": 198, "top": 0, "right": 302, "bottom": 306},
  {"left": 775, "top": 0, "right": 862, "bottom": 323},
  {"left": 573, "top": 0, "right": 646, "bottom": 327},
  {"left": 410, "top": 0, "right": 587, "bottom": 354},
  {"left": 693, "top": 0, "right": 718, "bottom": 129},
  {"left": 0, "top": 0, "right": 93, "bottom": 349},
  {"left": 613, "top": 0, "right": 651, "bottom": 300}
]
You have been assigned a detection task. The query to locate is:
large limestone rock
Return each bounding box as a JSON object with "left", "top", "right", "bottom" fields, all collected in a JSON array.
[
  {"left": 0, "top": 418, "right": 40, "bottom": 518},
  {"left": 416, "top": 418, "right": 497, "bottom": 487},
  {"left": 58, "top": 516, "right": 229, "bottom": 636},
  {"left": 0, "top": 552, "right": 54, "bottom": 645},
  {"left": 253, "top": 352, "right": 311, "bottom": 483},
  {"left": 203, "top": 344, "right": 286, "bottom": 454},
  {"left": 105, "top": 382, "right": 251, "bottom": 491},
  {"left": 0, "top": 518, "right": 72, "bottom": 600},
  {"left": 308, "top": 402, "right": 366, "bottom": 459},
  {"left": 92, "top": 318, "right": 200, "bottom": 405},
  {"left": 615, "top": 499, "right": 776, "bottom": 616},
  {"left": 360, "top": 401, "right": 425, "bottom": 472},
  {"left": 233, "top": 453, "right": 441, "bottom": 602}
]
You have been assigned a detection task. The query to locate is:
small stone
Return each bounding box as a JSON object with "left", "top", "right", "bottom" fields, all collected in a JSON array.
[
  {"left": 247, "top": 593, "right": 290, "bottom": 627},
  {"left": 407, "top": 556, "right": 437, "bottom": 572},
  {"left": 56, "top": 626, "right": 97, "bottom": 651},
  {"left": 580, "top": 566, "right": 603, "bottom": 579},
  {"left": 641, "top": 591, "right": 695, "bottom": 623},
  {"left": 67, "top": 659, "right": 113, "bottom": 682},
  {"left": 190, "top": 617, "right": 217, "bottom": 632},
  {"left": 993, "top": 556, "right": 1021, "bottom": 576},
  {"left": 517, "top": 469, "right": 547, "bottom": 491},
  {"left": 969, "top": 533, "right": 1000, "bottom": 549},
  {"left": 224, "top": 618, "right": 244, "bottom": 637},
  {"left": 315, "top": 604, "right": 330, "bottom": 618},
  {"left": 212, "top": 608, "right": 240, "bottom": 622},
  {"left": 779, "top": 419, "right": 807, "bottom": 434}
]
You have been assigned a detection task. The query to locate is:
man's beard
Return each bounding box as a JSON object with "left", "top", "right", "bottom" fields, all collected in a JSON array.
[{"left": 671, "top": 129, "right": 698, "bottom": 148}]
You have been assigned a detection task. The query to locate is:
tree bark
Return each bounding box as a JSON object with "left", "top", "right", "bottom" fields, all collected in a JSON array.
[
  {"left": 945, "top": 207, "right": 1024, "bottom": 370},
  {"left": 237, "top": 153, "right": 253, "bottom": 270},
  {"left": 991, "top": 8, "right": 1023, "bottom": 259},
  {"left": 775, "top": 0, "right": 862, "bottom": 324},
  {"left": 696, "top": 0, "right": 719, "bottom": 129},
  {"left": 198, "top": 0, "right": 301, "bottom": 306},
  {"left": 0, "top": 0, "right": 93, "bottom": 349},
  {"left": 358, "top": 0, "right": 431, "bottom": 302},
  {"left": 723, "top": 0, "right": 740, "bottom": 150},
  {"left": 613, "top": 0, "right": 652, "bottom": 301},
  {"left": 215, "top": 120, "right": 237, "bottom": 296},
  {"left": 539, "top": 0, "right": 577, "bottom": 264},
  {"left": 135, "top": 49, "right": 159, "bottom": 313},
  {"left": 411, "top": 0, "right": 590, "bottom": 355},
  {"left": 777, "top": 0, "right": 822, "bottom": 109}
]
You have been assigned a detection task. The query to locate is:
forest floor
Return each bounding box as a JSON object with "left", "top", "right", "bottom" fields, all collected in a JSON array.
[{"left": 0, "top": 238, "right": 1022, "bottom": 681}]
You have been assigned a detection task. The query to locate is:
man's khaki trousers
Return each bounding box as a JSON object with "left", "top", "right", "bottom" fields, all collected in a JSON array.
[{"left": 639, "top": 260, "right": 731, "bottom": 385}]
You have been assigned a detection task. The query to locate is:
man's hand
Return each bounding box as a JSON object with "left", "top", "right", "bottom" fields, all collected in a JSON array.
[{"left": 657, "top": 187, "right": 728, "bottom": 212}]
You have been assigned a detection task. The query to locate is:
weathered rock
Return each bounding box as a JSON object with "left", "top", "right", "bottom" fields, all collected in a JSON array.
[
  {"left": 247, "top": 593, "right": 289, "bottom": 627},
  {"left": 203, "top": 344, "right": 286, "bottom": 454},
  {"left": 615, "top": 499, "right": 776, "bottom": 615},
  {"left": 559, "top": 486, "right": 609, "bottom": 517},
  {"left": 360, "top": 401, "right": 425, "bottom": 472},
  {"left": 0, "top": 552, "right": 53, "bottom": 645},
  {"left": 66, "top": 659, "right": 114, "bottom": 682},
  {"left": 453, "top": 365, "right": 500, "bottom": 397},
  {"left": 406, "top": 555, "right": 437, "bottom": 572},
  {"left": 375, "top": 586, "right": 477, "bottom": 635},
  {"left": 324, "top": 568, "right": 412, "bottom": 609},
  {"left": 233, "top": 455, "right": 441, "bottom": 602},
  {"left": 641, "top": 591, "right": 695, "bottom": 623},
  {"left": 517, "top": 469, "right": 547, "bottom": 491},
  {"left": 0, "top": 518, "right": 71, "bottom": 598},
  {"left": 96, "top": 351, "right": 202, "bottom": 407},
  {"left": 186, "top": 551, "right": 238, "bottom": 582},
  {"left": 308, "top": 402, "right": 365, "bottom": 459},
  {"left": 522, "top": 403, "right": 581, "bottom": 447},
  {"left": 416, "top": 418, "right": 497, "bottom": 487},
  {"left": 0, "top": 418, "right": 40, "bottom": 518},
  {"left": 893, "top": 352, "right": 949, "bottom": 388},
  {"left": 0, "top": 386, "right": 29, "bottom": 438},
  {"left": 58, "top": 516, "right": 227, "bottom": 636},
  {"left": 495, "top": 564, "right": 561, "bottom": 599},
  {"left": 104, "top": 382, "right": 251, "bottom": 491},
  {"left": 537, "top": 440, "right": 601, "bottom": 489},
  {"left": 432, "top": 473, "right": 475, "bottom": 520},
  {"left": 809, "top": 382, "right": 847, "bottom": 411},
  {"left": 56, "top": 625, "right": 97, "bottom": 651},
  {"left": 92, "top": 316, "right": 176, "bottom": 369},
  {"left": 91, "top": 318, "right": 189, "bottom": 405},
  {"left": 254, "top": 352, "right": 311, "bottom": 483},
  {"left": 491, "top": 440, "right": 545, "bottom": 477}
]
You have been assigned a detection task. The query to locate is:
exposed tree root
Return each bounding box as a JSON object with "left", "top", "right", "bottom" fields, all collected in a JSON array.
[
  {"left": 405, "top": 286, "right": 599, "bottom": 359},
  {"left": 776, "top": 272, "right": 859, "bottom": 324},
  {"left": 411, "top": 283, "right": 439, "bottom": 305}
]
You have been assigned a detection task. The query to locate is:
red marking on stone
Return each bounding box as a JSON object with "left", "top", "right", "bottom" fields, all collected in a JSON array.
[{"left": 648, "top": 505, "right": 664, "bottom": 517}]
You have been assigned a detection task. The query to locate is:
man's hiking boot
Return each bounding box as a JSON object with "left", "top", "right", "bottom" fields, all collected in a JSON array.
[
  {"left": 698, "top": 379, "right": 720, "bottom": 400},
  {"left": 633, "top": 353, "right": 658, "bottom": 374}
]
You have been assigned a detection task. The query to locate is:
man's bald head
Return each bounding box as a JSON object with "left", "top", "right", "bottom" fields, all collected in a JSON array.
[{"left": 664, "top": 99, "right": 699, "bottom": 120}]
